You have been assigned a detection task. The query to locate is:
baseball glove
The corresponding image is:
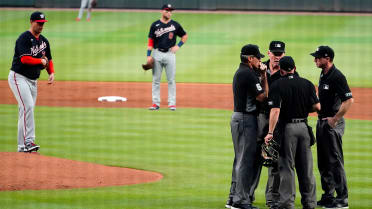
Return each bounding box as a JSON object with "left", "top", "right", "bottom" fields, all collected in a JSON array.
[
  {"left": 41, "top": 54, "right": 49, "bottom": 69},
  {"left": 142, "top": 57, "right": 154, "bottom": 71},
  {"left": 261, "top": 138, "right": 280, "bottom": 167},
  {"left": 91, "top": 0, "right": 97, "bottom": 8}
]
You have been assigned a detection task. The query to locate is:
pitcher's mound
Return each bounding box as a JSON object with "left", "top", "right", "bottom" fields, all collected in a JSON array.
[{"left": 0, "top": 152, "right": 163, "bottom": 191}]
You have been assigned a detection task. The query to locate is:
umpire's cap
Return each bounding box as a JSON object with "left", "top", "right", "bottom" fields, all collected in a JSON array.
[
  {"left": 30, "top": 11, "right": 47, "bottom": 22},
  {"left": 279, "top": 56, "right": 295, "bottom": 72},
  {"left": 310, "top": 46, "right": 334, "bottom": 59},
  {"left": 162, "top": 4, "right": 175, "bottom": 11},
  {"left": 241, "top": 44, "right": 265, "bottom": 59},
  {"left": 269, "top": 41, "right": 285, "bottom": 53}
]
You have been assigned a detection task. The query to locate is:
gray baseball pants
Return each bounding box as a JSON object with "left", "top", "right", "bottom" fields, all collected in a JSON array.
[
  {"left": 316, "top": 118, "right": 348, "bottom": 202},
  {"left": 278, "top": 122, "right": 317, "bottom": 209},
  {"left": 8, "top": 71, "right": 37, "bottom": 151},
  {"left": 250, "top": 113, "right": 280, "bottom": 205},
  {"left": 228, "top": 112, "right": 258, "bottom": 205},
  {"left": 78, "top": 0, "right": 93, "bottom": 19},
  {"left": 152, "top": 49, "right": 176, "bottom": 106}
]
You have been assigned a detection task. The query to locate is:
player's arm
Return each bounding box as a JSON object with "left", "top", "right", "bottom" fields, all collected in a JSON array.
[
  {"left": 265, "top": 107, "right": 280, "bottom": 144},
  {"left": 147, "top": 38, "right": 154, "bottom": 62},
  {"left": 326, "top": 74, "right": 353, "bottom": 127},
  {"left": 326, "top": 98, "right": 353, "bottom": 127}
]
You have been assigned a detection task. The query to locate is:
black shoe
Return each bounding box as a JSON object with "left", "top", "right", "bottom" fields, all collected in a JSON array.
[
  {"left": 334, "top": 199, "right": 349, "bottom": 209},
  {"left": 231, "top": 203, "right": 259, "bottom": 209},
  {"left": 317, "top": 197, "right": 334, "bottom": 207},
  {"left": 25, "top": 142, "right": 40, "bottom": 152},
  {"left": 225, "top": 197, "right": 233, "bottom": 209},
  {"left": 323, "top": 200, "right": 348, "bottom": 209}
]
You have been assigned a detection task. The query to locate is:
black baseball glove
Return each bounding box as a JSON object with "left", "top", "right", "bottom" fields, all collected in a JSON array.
[
  {"left": 91, "top": 0, "right": 97, "bottom": 8},
  {"left": 261, "top": 138, "right": 280, "bottom": 167}
]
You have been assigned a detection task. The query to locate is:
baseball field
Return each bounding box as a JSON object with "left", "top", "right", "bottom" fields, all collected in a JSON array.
[{"left": 0, "top": 9, "right": 372, "bottom": 209}]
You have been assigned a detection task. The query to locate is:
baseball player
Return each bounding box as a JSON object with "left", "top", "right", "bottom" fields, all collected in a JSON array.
[
  {"left": 264, "top": 56, "right": 320, "bottom": 209},
  {"left": 8, "top": 11, "right": 55, "bottom": 152},
  {"left": 311, "top": 46, "right": 353, "bottom": 209},
  {"left": 76, "top": 0, "right": 96, "bottom": 21},
  {"left": 146, "top": 4, "right": 188, "bottom": 111},
  {"left": 251, "top": 41, "right": 286, "bottom": 209},
  {"left": 226, "top": 44, "right": 268, "bottom": 209}
]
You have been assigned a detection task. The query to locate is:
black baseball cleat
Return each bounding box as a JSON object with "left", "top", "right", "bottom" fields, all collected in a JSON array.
[
  {"left": 25, "top": 142, "right": 40, "bottom": 152},
  {"left": 225, "top": 197, "right": 233, "bottom": 208},
  {"left": 317, "top": 197, "right": 334, "bottom": 207}
]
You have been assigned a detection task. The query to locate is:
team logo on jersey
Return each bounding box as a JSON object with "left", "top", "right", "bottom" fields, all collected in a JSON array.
[
  {"left": 154, "top": 24, "right": 176, "bottom": 37},
  {"left": 268, "top": 101, "right": 273, "bottom": 106},
  {"left": 323, "top": 84, "right": 329, "bottom": 90},
  {"left": 30, "top": 41, "right": 47, "bottom": 56},
  {"left": 169, "top": 32, "right": 174, "bottom": 39},
  {"left": 345, "top": 92, "right": 352, "bottom": 97},
  {"left": 256, "top": 83, "right": 262, "bottom": 91}
]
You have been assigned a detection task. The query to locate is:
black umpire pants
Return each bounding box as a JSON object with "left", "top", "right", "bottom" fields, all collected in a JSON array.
[
  {"left": 316, "top": 118, "right": 348, "bottom": 202},
  {"left": 228, "top": 112, "right": 259, "bottom": 205},
  {"left": 279, "top": 122, "right": 316, "bottom": 209}
]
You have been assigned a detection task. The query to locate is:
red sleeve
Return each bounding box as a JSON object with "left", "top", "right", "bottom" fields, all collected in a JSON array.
[
  {"left": 20, "top": 56, "right": 42, "bottom": 65},
  {"left": 47, "top": 60, "right": 55, "bottom": 74},
  {"left": 148, "top": 38, "right": 154, "bottom": 48}
]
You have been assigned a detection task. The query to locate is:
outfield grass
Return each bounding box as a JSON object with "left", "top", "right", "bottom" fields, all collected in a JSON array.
[
  {"left": 0, "top": 10, "right": 372, "bottom": 87},
  {"left": 1, "top": 105, "right": 372, "bottom": 208},
  {"left": 1, "top": 9, "right": 372, "bottom": 209}
]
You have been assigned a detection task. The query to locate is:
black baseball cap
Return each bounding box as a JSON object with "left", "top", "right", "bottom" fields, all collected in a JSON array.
[
  {"left": 279, "top": 56, "right": 295, "bottom": 72},
  {"left": 241, "top": 44, "right": 265, "bottom": 58},
  {"left": 30, "top": 11, "right": 47, "bottom": 22},
  {"left": 269, "top": 41, "right": 285, "bottom": 53},
  {"left": 310, "top": 46, "right": 334, "bottom": 59},
  {"left": 162, "top": 4, "right": 175, "bottom": 11}
]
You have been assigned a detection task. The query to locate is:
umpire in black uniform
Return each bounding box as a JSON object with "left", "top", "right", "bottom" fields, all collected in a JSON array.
[
  {"left": 311, "top": 46, "right": 353, "bottom": 209},
  {"left": 265, "top": 56, "right": 320, "bottom": 209},
  {"left": 253, "top": 41, "right": 286, "bottom": 209},
  {"left": 226, "top": 44, "right": 268, "bottom": 209}
]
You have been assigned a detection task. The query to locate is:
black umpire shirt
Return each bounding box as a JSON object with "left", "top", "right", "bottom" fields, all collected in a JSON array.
[
  {"left": 148, "top": 20, "right": 186, "bottom": 51},
  {"left": 233, "top": 63, "right": 264, "bottom": 113},
  {"left": 268, "top": 73, "right": 319, "bottom": 123},
  {"left": 318, "top": 64, "right": 353, "bottom": 118},
  {"left": 11, "top": 31, "right": 52, "bottom": 80}
]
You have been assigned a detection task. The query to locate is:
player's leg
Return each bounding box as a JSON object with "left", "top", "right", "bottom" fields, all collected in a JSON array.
[
  {"left": 296, "top": 124, "right": 316, "bottom": 209},
  {"left": 8, "top": 71, "right": 36, "bottom": 151},
  {"left": 86, "top": 0, "right": 93, "bottom": 20},
  {"left": 151, "top": 49, "right": 163, "bottom": 107},
  {"left": 278, "top": 124, "right": 297, "bottom": 209},
  {"left": 316, "top": 120, "right": 336, "bottom": 205},
  {"left": 77, "top": 0, "right": 88, "bottom": 20},
  {"left": 164, "top": 52, "right": 176, "bottom": 108}
]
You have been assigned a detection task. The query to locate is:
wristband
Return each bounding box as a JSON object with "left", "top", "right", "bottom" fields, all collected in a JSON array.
[
  {"left": 177, "top": 41, "right": 184, "bottom": 47},
  {"left": 147, "top": 49, "right": 152, "bottom": 56},
  {"left": 268, "top": 132, "right": 273, "bottom": 135}
]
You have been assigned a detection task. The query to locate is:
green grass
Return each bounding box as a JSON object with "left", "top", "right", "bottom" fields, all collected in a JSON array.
[
  {"left": 1, "top": 104, "right": 372, "bottom": 208},
  {"left": 1, "top": 9, "right": 372, "bottom": 209},
  {"left": 1, "top": 10, "right": 372, "bottom": 87}
]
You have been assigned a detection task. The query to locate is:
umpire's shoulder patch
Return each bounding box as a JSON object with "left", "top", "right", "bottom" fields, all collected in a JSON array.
[{"left": 256, "top": 83, "right": 262, "bottom": 91}]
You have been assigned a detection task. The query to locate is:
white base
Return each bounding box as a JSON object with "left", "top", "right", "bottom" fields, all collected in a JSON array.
[{"left": 98, "top": 96, "right": 127, "bottom": 102}]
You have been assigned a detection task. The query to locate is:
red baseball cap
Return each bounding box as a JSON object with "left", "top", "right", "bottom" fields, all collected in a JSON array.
[{"left": 30, "top": 11, "right": 48, "bottom": 22}]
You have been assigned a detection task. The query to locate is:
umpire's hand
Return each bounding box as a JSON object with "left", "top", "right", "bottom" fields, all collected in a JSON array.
[{"left": 264, "top": 133, "right": 273, "bottom": 145}]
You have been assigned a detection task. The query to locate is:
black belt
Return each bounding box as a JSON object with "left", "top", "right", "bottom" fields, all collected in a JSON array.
[
  {"left": 289, "top": 118, "right": 307, "bottom": 123},
  {"left": 157, "top": 48, "right": 169, "bottom": 52}
]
